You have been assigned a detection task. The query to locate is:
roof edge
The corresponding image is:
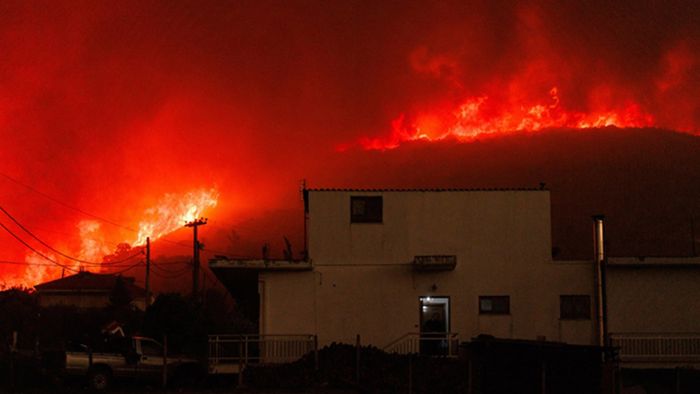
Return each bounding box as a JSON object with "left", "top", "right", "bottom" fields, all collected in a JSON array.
[{"left": 305, "top": 187, "right": 547, "bottom": 192}]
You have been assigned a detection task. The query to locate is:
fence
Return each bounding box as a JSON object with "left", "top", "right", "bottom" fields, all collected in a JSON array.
[
  {"left": 609, "top": 333, "right": 700, "bottom": 365},
  {"left": 383, "top": 332, "right": 460, "bottom": 357},
  {"left": 208, "top": 334, "right": 316, "bottom": 374}
]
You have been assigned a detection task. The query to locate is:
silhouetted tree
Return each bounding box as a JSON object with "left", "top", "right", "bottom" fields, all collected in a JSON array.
[
  {"left": 143, "top": 293, "right": 203, "bottom": 355},
  {"left": 108, "top": 276, "right": 133, "bottom": 310},
  {"left": 0, "top": 287, "right": 38, "bottom": 349}
]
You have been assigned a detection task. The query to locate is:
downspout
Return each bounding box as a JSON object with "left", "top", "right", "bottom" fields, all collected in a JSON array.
[
  {"left": 302, "top": 182, "right": 309, "bottom": 261},
  {"left": 593, "top": 215, "right": 608, "bottom": 348}
]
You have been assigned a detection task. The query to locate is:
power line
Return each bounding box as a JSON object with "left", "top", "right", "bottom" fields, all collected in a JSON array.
[
  {"left": 102, "top": 260, "right": 144, "bottom": 275},
  {"left": 0, "top": 205, "right": 143, "bottom": 266},
  {"left": 0, "top": 259, "right": 145, "bottom": 269},
  {"left": 0, "top": 172, "right": 228, "bottom": 255},
  {"left": 0, "top": 172, "right": 136, "bottom": 232},
  {"left": 0, "top": 221, "right": 80, "bottom": 273},
  {"left": 151, "top": 262, "right": 191, "bottom": 274}
]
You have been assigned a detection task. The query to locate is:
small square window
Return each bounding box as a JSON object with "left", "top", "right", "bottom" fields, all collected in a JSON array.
[
  {"left": 350, "top": 196, "right": 382, "bottom": 223},
  {"left": 560, "top": 295, "right": 591, "bottom": 320},
  {"left": 479, "top": 295, "right": 510, "bottom": 314}
]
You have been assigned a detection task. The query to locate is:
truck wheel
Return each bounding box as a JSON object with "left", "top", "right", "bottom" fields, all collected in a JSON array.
[{"left": 88, "top": 368, "right": 111, "bottom": 391}]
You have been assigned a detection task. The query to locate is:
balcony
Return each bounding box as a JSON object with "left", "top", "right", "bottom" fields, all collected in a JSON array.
[
  {"left": 609, "top": 333, "right": 700, "bottom": 368},
  {"left": 413, "top": 255, "right": 457, "bottom": 271}
]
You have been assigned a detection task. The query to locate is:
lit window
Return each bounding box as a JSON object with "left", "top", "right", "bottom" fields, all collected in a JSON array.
[
  {"left": 350, "top": 196, "right": 382, "bottom": 223},
  {"left": 479, "top": 295, "right": 510, "bottom": 314},
  {"left": 560, "top": 295, "right": 591, "bottom": 320}
]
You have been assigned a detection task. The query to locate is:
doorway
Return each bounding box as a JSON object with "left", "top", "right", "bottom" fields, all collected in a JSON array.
[{"left": 419, "top": 296, "right": 449, "bottom": 355}]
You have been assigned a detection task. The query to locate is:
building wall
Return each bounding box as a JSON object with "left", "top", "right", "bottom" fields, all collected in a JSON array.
[
  {"left": 38, "top": 293, "right": 147, "bottom": 310},
  {"left": 38, "top": 293, "right": 111, "bottom": 309},
  {"left": 260, "top": 190, "right": 596, "bottom": 347},
  {"left": 607, "top": 265, "right": 700, "bottom": 334}
]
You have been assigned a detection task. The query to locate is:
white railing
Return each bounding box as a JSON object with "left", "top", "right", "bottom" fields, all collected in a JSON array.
[
  {"left": 208, "top": 334, "right": 316, "bottom": 373},
  {"left": 383, "top": 332, "right": 460, "bottom": 357},
  {"left": 609, "top": 333, "right": 700, "bottom": 364}
]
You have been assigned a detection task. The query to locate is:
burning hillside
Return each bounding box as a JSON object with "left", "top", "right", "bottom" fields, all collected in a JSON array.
[
  {"left": 0, "top": 188, "right": 218, "bottom": 289},
  {"left": 0, "top": 2, "right": 698, "bottom": 289}
]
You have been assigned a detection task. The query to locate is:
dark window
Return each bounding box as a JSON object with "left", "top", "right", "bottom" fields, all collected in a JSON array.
[
  {"left": 350, "top": 196, "right": 383, "bottom": 223},
  {"left": 560, "top": 295, "right": 591, "bottom": 320},
  {"left": 140, "top": 340, "right": 163, "bottom": 357},
  {"left": 479, "top": 296, "right": 510, "bottom": 315}
]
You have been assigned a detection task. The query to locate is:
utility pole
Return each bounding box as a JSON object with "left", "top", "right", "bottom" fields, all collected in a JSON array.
[
  {"left": 185, "top": 218, "right": 207, "bottom": 300},
  {"left": 145, "top": 237, "right": 151, "bottom": 307}
]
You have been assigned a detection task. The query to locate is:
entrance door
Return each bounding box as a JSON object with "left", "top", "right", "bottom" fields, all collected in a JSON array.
[{"left": 419, "top": 296, "right": 449, "bottom": 355}]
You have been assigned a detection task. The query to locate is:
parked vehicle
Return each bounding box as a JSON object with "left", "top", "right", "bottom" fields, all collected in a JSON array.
[{"left": 49, "top": 336, "right": 203, "bottom": 390}]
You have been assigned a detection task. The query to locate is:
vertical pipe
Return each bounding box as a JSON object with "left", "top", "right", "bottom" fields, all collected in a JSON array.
[
  {"left": 356, "top": 334, "right": 361, "bottom": 385},
  {"left": 408, "top": 354, "right": 413, "bottom": 394},
  {"left": 314, "top": 335, "right": 319, "bottom": 372},
  {"left": 162, "top": 335, "right": 168, "bottom": 388},
  {"left": 593, "top": 215, "right": 606, "bottom": 348}
]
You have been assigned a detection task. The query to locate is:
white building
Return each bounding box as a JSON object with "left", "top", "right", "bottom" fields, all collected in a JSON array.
[
  {"left": 210, "top": 188, "right": 700, "bottom": 369},
  {"left": 211, "top": 189, "right": 595, "bottom": 350}
]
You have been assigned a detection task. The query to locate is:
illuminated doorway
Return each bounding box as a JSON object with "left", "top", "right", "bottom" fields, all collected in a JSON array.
[{"left": 419, "top": 296, "right": 449, "bottom": 355}]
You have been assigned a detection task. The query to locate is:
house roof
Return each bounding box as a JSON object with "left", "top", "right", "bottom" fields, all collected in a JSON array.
[
  {"left": 305, "top": 187, "right": 546, "bottom": 192},
  {"left": 34, "top": 271, "right": 146, "bottom": 297}
]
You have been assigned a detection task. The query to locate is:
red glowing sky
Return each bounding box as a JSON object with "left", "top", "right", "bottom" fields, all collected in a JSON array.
[{"left": 1, "top": 1, "right": 699, "bottom": 289}]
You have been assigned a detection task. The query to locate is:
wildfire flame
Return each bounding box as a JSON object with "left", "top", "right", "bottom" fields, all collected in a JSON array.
[
  {"left": 358, "top": 86, "right": 655, "bottom": 150},
  {"left": 132, "top": 188, "right": 219, "bottom": 246},
  {"left": 1, "top": 188, "right": 219, "bottom": 289}
]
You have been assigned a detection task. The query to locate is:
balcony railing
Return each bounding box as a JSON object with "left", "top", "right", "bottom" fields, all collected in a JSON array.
[
  {"left": 609, "top": 333, "right": 700, "bottom": 365},
  {"left": 383, "top": 332, "right": 460, "bottom": 357},
  {"left": 208, "top": 334, "right": 316, "bottom": 374}
]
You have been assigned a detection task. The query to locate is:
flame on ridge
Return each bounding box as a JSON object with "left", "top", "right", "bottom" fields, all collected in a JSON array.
[
  {"left": 132, "top": 188, "right": 219, "bottom": 246},
  {"left": 358, "top": 86, "right": 656, "bottom": 151},
  {"left": 1, "top": 188, "right": 219, "bottom": 289}
]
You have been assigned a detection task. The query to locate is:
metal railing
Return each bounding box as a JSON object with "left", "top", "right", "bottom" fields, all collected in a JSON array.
[
  {"left": 609, "top": 333, "right": 700, "bottom": 364},
  {"left": 383, "top": 332, "right": 460, "bottom": 357},
  {"left": 208, "top": 334, "right": 316, "bottom": 373}
]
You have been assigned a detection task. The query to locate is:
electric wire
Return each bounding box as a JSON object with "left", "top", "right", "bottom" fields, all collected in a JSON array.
[
  {"left": 0, "top": 205, "right": 144, "bottom": 266},
  {"left": 0, "top": 221, "right": 80, "bottom": 273},
  {"left": 102, "top": 260, "right": 144, "bottom": 275},
  {"left": 0, "top": 259, "right": 146, "bottom": 269},
  {"left": 0, "top": 172, "right": 137, "bottom": 232},
  {"left": 151, "top": 262, "right": 190, "bottom": 274},
  {"left": 150, "top": 262, "right": 191, "bottom": 276},
  {"left": 1, "top": 172, "right": 231, "bottom": 257},
  {"left": 149, "top": 265, "right": 190, "bottom": 279}
]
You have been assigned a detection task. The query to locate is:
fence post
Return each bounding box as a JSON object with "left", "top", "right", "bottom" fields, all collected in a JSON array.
[
  {"left": 356, "top": 334, "right": 361, "bottom": 385},
  {"left": 314, "top": 335, "right": 319, "bottom": 372},
  {"left": 238, "top": 337, "right": 244, "bottom": 387},
  {"left": 408, "top": 353, "right": 413, "bottom": 394},
  {"left": 10, "top": 331, "right": 17, "bottom": 390},
  {"left": 162, "top": 335, "right": 168, "bottom": 388}
]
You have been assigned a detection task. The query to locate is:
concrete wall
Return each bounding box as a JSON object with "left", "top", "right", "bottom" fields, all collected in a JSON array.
[
  {"left": 607, "top": 264, "right": 700, "bottom": 334},
  {"left": 259, "top": 190, "right": 596, "bottom": 347}
]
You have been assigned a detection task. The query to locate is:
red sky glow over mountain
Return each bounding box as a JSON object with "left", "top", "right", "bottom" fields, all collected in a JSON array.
[{"left": 1, "top": 1, "right": 699, "bottom": 290}]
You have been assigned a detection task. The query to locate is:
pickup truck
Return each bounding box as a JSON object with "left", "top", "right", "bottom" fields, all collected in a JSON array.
[{"left": 54, "top": 336, "right": 203, "bottom": 390}]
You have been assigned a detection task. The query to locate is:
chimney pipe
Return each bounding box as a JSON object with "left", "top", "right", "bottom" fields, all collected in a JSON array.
[{"left": 592, "top": 215, "right": 607, "bottom": 348}]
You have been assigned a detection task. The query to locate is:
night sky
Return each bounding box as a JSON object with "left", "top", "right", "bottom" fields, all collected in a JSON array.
[{"left": 1, "top": 1, "right": 699, "bottom": 289}]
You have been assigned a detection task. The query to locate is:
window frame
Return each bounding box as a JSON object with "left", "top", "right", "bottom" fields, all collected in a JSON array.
[
  {"left": 350, "top": 196, "right": 383, "bottom": 224},
  {"left": 559, "top": 295, "right": 591, "bottom": 320},
  {"left": 478, "top": 295, "right": 510, "bottom": 315}
]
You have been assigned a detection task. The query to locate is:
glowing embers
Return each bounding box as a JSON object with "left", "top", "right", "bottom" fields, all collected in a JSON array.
[{"left": 359, "top": 87, "right": 655, "bottom": 150}]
